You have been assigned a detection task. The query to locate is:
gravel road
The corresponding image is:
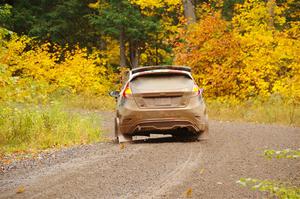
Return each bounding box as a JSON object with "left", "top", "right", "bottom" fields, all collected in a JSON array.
[{"left": 0, "top": 111, "right": 299, "bottom": 199}]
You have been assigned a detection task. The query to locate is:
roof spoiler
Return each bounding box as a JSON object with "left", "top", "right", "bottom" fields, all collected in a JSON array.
[{"left": 131, "top": 65, "right": 191, "bottom": 74}]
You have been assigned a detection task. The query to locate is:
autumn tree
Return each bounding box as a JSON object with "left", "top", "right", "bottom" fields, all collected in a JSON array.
[
  {"left": 174, "top": 13, "right": 243, "bottom": 98},
  {"left": 88, "top": 0, "right": 161, "bottom": 68},
  {"left": 232, "top": 0, "right": 299, "bottom": 99},
  {"left": 174, "top": 0, "right": 299, "bottom": 100}
]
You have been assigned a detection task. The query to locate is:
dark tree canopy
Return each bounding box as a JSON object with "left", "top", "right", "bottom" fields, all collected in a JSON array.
[{"left": 2, "top": 0, "right": 102, "bottom": 48}]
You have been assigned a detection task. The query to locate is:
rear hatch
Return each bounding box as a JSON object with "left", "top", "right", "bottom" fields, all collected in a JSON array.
[{"left": 130, "top": 72, "right": 194, "bottom": 109}]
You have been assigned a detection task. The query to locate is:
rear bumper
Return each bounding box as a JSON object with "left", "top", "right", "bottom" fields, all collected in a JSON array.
[{"left": 117, "top": 96, "right": 208, "bottom": 135}]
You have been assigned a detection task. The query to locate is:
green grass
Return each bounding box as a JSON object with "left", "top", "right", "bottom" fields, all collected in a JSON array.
[
  {"left": 207, "top": 97, "right": 300, "bottom": 126},
  {"left": 0, "top": 102, "right": 102, "bottom": 155}
]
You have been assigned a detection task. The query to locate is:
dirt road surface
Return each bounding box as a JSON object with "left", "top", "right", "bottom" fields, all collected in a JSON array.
[{"left": 0, "top": 111, "right": 299, "bottom": 199}]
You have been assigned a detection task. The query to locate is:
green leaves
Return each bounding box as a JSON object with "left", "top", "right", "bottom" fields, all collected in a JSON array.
[
  {"left": 0, "top": 4, "right": 12, "bottom": 25},
  {"left": 237, "top": 178, "right": 300, "bottom": 199},
  {"left": 237, "top": 148, "right": 300, "bottom": 199},
  {"left": 4, "top": 0, "right": 102, "bottom": 48},
  {"left": 88, "top": 0, "right": 161, "bottom": 42},
  {"left": 264, "top": 149, "right": 300, "bottom": 159}
]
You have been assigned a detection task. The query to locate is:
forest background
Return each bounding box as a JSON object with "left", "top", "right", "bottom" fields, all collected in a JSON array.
[{"left": 0, "top": 0, "right": 299, "bottom": 153}]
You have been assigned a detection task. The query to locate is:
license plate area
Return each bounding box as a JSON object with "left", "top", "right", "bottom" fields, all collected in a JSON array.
[
  {"left": 138, "top": 93, "right": 187, "bottom": 109},
  {"left": 155, "top": 97, "right": 171, "bottom": 106}
]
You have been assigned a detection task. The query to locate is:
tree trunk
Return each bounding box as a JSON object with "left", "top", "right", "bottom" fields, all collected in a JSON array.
[
  {"left": 182, "top": 0, "right": 196, "bottom": 24},
  {"left": 119, "top": 28, "right": 126, "bottom": 67},
  {"left": 267, "top": 0, "right": 275, "bottom": 29},
  {"left": 129, "top": 41, "right": 139, "bottom": 68}
]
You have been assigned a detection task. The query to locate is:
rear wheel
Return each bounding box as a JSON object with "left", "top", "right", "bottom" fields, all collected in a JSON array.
[
  {"left": 114, "top": 118, "right": 133, "bottom": 143},
  {"left": 172, "top": 129, "right": 199, "bottom": 141},
  {"left": 198, "top": 126, "right": 209, "bottom": 140},
  {"left": 114, "top": 118, "right": 119, "bottom": 143},
  {"left": 198, "top": 115, "right": 209, "bottom": 140}
]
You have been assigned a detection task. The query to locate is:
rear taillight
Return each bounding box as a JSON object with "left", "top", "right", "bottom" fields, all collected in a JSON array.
[{"left": 123, "top": 83, "right": 132, "bottom": 98}]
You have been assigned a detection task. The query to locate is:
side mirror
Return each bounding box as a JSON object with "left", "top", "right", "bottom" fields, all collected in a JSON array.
[{"left": 109, "top": 91, "right": 120, "bottom": 98}]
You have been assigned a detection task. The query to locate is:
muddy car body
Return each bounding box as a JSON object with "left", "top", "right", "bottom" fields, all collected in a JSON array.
[{"left": 110, "top": 66, "right": 208, "bottom": 142}]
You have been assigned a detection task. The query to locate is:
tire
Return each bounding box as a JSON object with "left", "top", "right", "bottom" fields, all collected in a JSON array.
[
  {"left": 198, "top": 116, "right": 209, "bottom": 140},
  {"left": 114, "top": 118, "right": 119, "bottom": 143},
  {"left": 172, "top": 129, "right": 199, "bottom": 141},
  {"left": 114, "top": 118, "right": 133, "bottom": 143}
]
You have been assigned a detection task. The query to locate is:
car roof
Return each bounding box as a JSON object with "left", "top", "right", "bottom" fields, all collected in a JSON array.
[{"left": 131, "top": 65, "right": 191, "bottom": 75}]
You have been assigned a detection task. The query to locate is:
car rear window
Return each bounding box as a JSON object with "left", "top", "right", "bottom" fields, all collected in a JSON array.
[{"left": 130, "top": 73, "right": 194, "bottom": 93}]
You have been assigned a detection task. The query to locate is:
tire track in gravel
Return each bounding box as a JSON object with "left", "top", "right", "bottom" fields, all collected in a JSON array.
[
  {"left": 0, "top": 144, "right": 146, "bottom": 199},
  {"left": 28, "top": 145, "right": 145, "bottom": 199},
  {"left": 134, "top": 143, "right": 203, "bottom": 199},
  {"left": 30, "top": 146, "right": 142, "bottom": 198}
]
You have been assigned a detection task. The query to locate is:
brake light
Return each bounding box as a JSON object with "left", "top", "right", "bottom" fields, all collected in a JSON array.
[{"left": 123, "top": 83, "right": 132, "bottom": 98}]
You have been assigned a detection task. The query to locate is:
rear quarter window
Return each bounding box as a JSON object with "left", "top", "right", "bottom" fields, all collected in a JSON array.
[{"left": 130, "top": 73, "right": 194, "bottom": 93}]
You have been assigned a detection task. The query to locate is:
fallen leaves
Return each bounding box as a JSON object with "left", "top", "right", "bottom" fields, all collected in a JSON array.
[
  {"left": 120, "top": 143, "right": 125, "bottom": 150},
  {"left": 185, "top": 188, "right": 192, "bottom": 198},
  {"left": 199, "top": 168, "right": 205, "bottom": 175},
  {"left": 16, "top": 186, "right": 25, "bottom": 194}
]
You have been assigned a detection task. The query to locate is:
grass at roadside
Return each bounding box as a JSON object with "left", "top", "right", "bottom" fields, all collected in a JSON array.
[
  {"left": 61, "top": 95, "right": 116, "bottom": 111},
  {"left": 207, "top": 97, "right": 300, "bottom": 126},
  {"left": 0, "top": 101, "right": 103, "bottom": 155}
]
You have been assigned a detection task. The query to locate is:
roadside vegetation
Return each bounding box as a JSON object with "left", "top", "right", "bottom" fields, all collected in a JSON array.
[
  {"left": 0, "top": 33, "right": 115, "bottom": 155},
  {"left": 207, "top": 96, "right": 300, "bottom": 126},
  {"left": 237, "top": 149, "right": 300, "bottom": 199},
  {"left": 0, "top": 103, "right": 102, "bottom": 154}
]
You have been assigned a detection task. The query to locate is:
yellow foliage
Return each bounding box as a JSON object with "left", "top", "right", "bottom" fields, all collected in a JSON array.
[
  {"left": 175, "top": 13, "right": 243, "bottom": 98},
  {"left": 140, "top": 47, "right": 172, "bottom": 66},
  {"left": 233, "top": 0, "right": 285, "bottom": 32},
  {"left": 130, "top": 0, "right": 181, "bottom": 10},
  {"left": 129, "top": 0, "right": 183, "bottom": 18},
  {"left": 0, "top": 33, "right": 115, "bottom": 104},
  {"left": 195, "top": 0, "right": 224, "bottom": 19},
  {"left": 174, "top": 5, "right": 300, "bottom": 102},
  {"left": 88, "top": 1, "right": 100, "bottom": 9}
]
